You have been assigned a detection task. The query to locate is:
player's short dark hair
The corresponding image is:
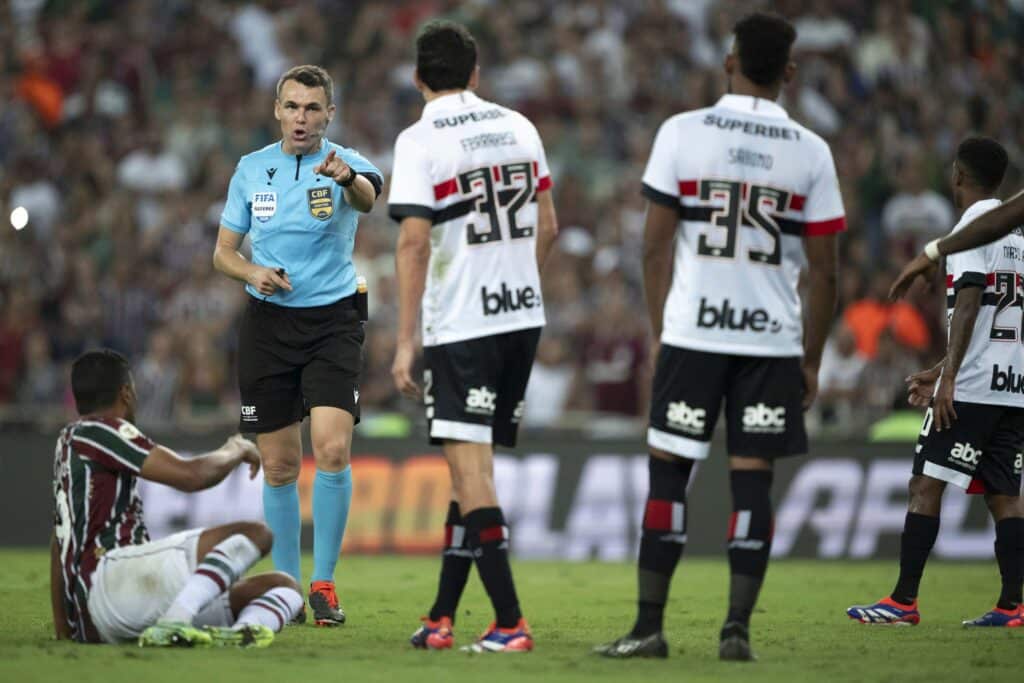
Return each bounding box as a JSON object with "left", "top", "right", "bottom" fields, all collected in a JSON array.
[
  {"left": 71, "top": 349, "right": 131, "bottom": 415},
  {"left": 276, "top": 64, "right": 333, "bottom": 104},
  {"left": 415, "top": 20, "right": 477, "bottom": 92},
  {"left": 956, "top": 136, "right": 1008, "bottom": 192},
  {"left": 733, "top": 12, "right": 797, "bottom": 86}
]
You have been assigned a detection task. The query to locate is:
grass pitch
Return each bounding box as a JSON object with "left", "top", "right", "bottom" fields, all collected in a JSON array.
[{"left": 0, "top": 551, "right": 1018, "bottom": 683}]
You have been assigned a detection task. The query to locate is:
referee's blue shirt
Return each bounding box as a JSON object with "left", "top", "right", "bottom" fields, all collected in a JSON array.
[{"left": 221, "top": 139, "right": 382, "bottom": 307}]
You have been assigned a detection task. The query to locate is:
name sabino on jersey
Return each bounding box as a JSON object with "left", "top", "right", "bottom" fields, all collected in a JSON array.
[{"left": 642, "top": 94, "right": 846, "bottom": 357}]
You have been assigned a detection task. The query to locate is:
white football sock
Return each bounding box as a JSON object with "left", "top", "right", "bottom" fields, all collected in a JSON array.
[
  {"left": 233, "top": 586, "right": 304, "bottom": 632},
  {"left": 161, "top": 534, "right": 261, "bottom": 624}
]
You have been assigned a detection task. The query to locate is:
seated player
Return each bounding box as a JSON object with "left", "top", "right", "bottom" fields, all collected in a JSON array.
[
  {"left": 51, "top": 349, "right": 305, "bottom": 646},
  {"left": 848, "top": 138, "right": 1024, "bottom": 627}
]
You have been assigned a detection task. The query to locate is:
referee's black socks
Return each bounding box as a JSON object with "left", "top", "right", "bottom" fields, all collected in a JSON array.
[
  {"left": 725, "top": 469, "right": 774, "bottom": 628},
  {"left": 464, "top": 506, "right": 522, "bottom": 628},
  {"left": 428, "top": 501, "right": 473, "bottom": 623},
  {"left": 891, "top": 512, "right": 940, "bottom": 605},
  {"left": 995, "top": 516, "right": 1024, "bottom": 610},
  {"left": 631, "top": 455, "right": 693, "bottom": 638}
]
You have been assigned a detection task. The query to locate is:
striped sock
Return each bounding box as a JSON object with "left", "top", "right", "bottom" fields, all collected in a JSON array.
[
  {"left": 161, "top": 534, "right": 261, "bottom": 624},
  {"left": 234, "top": 586, "right": 304, "bottom": 632}
]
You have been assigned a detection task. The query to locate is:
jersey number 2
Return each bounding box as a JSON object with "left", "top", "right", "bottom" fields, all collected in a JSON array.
[{"left": 459, "top": 163, "right": 535, "bottom": 245}]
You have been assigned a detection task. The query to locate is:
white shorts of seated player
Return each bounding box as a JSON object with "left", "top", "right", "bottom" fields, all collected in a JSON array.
[{"left": 88, "top": 529, "right": 233, "bottom": 643}]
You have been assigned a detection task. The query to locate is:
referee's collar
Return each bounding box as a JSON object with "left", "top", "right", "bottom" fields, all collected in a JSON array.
[
  {"left": 421, "top": 90, "right": 482, "bottom": 117},
  {"left": 715, "top": 94, "right": 789, "bottom": 119},
  {"left": 276, "top": 138, "right": 331, "bottom": 159}
]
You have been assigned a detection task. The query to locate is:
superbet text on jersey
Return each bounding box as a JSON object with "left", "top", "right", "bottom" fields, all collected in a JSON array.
[
  {"left": 944, "top": 198, "right": 1024, "bottom": 406},
  {"left": 388, "top": 91, "right": 552, "bottom": 347},
  {"left": 642, "top": 94, "right": 846, "bottom": 357}
]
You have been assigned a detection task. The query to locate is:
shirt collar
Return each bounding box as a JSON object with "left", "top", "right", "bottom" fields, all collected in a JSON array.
[
  {"left": 421, "top": 90, "right": 482, "bottom": 118},
  {"left": 715, "top": 94, "right": 789, "bottom": 120},
  {"left": 277, "top": 138, "right": 330, "bottom": 159}
]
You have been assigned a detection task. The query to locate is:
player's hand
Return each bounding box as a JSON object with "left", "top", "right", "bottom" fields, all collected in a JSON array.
[
  {"left": 391, "top": 341, "right": 421, "bottom": 400},
  {"left": 314, "top": 149, "right": 355, "bottom": 186},
  {"left": 932, "top": 378, "right": 958, "bottom": 432},
  {"left": 801, "top": 363, "right": 819, "bottom": 410},
  {"left": 906, "top": 365, "right": 941, "bottom": 408},
  {"left": 225, "top": 434, "right": 261, "bottom": 479},
  {"left": 889, "top": 253, "right": 938, "bottom": 300},
  {"left": 247, "top": 266, "right": 292, "bottom": 296}
]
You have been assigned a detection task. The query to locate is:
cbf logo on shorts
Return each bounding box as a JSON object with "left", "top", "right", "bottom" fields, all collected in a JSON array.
[
  {"left": 742, "top": 404, "right": 786, "bottom": 434},
  {"left": 667, "top": 401, "right": 706, "bottom": 434},
  {"left": 252, "top": 192, "right": 277, "bottom": 223},
  {"left": 949, "top": 442, "right": 982, "bottom": 468},
  {"left": 308, "top": 187, "right": 334, "bottom": 220},
  {"left": 465, "top": 386, "right": 497, "bottom": 416},
  {"left": 241, "top": 405, "right": 258, "bottom": 423}
]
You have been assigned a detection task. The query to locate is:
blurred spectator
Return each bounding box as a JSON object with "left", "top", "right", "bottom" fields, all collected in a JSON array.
[
  {"left": 134, "top": 327, "right": 181, "bottom": 429},
  {"left": 15, "top": 330, "right": 63, "bottom": 409},
  {"left": 3, "top": 0, "right": 1023, "bottom": 434},
  {"left": 523, "top": 335, "right": 576, "bottom": 428},
  {"left": 814, "top": 322, "right": 868, "bottom": 430}
]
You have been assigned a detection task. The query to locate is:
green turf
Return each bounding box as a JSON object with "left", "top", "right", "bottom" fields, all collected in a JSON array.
[{"left": 0, "top": 551, "right": 1019, "bottom": 682}]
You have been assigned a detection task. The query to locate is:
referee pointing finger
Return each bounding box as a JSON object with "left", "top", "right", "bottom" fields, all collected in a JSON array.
[{"left": 212, "top": 64, "right": 383, "bottom": 626}]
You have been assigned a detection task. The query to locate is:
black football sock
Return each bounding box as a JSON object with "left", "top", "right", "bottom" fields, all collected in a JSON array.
[
  {"left": 465, "top": 507, "right": 522, "bottom": 628},
  {"left": 994, "top": 517, "right": 1024, "bottom": 610},
  {"left": 725, "top": 469, "right": 773, "bottom": 628},
  {"left": 631, "top": 455, "right": 694, "bottom": 638},
  {"left": 428, "top": 501, "right": 473, "bottom": 623},
  {"left": 891, "top": 512, "right": 940, "bottom": 605}
]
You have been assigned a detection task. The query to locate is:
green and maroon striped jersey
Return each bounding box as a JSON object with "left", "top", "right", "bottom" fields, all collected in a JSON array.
[{"left": 52, "top": 416, "right": 154, "bottom": 642}]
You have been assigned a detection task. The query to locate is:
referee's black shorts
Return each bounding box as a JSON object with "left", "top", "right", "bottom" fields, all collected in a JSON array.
[{"left": 237, "top": 294, "right": 364, "bottom": 433}]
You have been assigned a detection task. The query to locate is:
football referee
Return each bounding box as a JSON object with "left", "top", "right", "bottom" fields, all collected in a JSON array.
[{"left": 213, "top": 64, "right": 382, "bottom": 626}]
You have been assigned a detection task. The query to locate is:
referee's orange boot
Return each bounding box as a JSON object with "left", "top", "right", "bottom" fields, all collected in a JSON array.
[{"left": 308, "top": 581, "right": 346, "bottom": 627}]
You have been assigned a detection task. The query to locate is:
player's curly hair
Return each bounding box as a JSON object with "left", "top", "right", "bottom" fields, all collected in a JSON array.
[
  {"left": 733, "top": 12, "right": 796, "bottom": 87},
  {"left": 956, "top": 136, "right": 1008, "bottom": 193},
  {"left": 71, "top": 349, "right": 131, "bottom": 415},
  {"left": 416, "top": 20, "right": 477, "bottom": 92},
  {"left": 277, "top": 65, "right": 333, "bottom": 104}
]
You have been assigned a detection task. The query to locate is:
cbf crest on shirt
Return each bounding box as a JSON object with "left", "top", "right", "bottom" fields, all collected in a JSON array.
[{"left": 220, "top": 140, "right": 382, "bottom": 308}]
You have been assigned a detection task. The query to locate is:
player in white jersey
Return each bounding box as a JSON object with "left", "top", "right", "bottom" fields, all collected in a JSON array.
[
  {"left": 388, "top": 20, "right": 558, "bottom": 653},
  {"left": 596, "top": 13, "right": 842, "bottom": 662},
  {"left": 849, "top": 138, "right": 1024, "bottom": 628}
]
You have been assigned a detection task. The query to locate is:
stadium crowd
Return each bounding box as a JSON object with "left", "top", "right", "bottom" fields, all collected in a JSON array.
[{"left": 1, "top": 0, "right": 1022, "bottom": 435}]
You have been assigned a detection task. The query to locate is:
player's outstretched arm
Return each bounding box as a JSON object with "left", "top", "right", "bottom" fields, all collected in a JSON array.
[
  {"left": 891, "top": 189, "right": 1024, "bottom": 299},
  {"left": 139, "top": 435, "right": 260, "bottom": 493},
  {"left": 392, "top": 216, "right": 431, "bottom": 399},
  {"left": 642, "top": 202, "right": 678, "bottom": 343},
  {"left": 803, "top": 233, "right": 839, "bottom": 409},
  {"left": 933, "top": 287, "right": 982, "bottom": 432},
  {"left": 50, "top": 535, "right": 71, "bottom": 640},
  {"left": 535, "top": 190, "right": 559, "bottom": 272}
]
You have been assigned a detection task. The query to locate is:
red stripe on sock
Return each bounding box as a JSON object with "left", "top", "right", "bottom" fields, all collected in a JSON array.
[
  {"left": 727, "top": 512, "right": 737, "bottom": 540},
  {"left": 196, "top": 568, "right": 227, "bottom": 592},
  {"left": 251, "top": 601, "right": 285, "bottom": 630},
  {"left": 643, "top": 499, "right": 673, "bottom": 532},
  {"left": 478, "top": 525, "right": 506, "bottom": 544},
  {"left": 444, "top": 525, "right": 453, "bottom": 548}
]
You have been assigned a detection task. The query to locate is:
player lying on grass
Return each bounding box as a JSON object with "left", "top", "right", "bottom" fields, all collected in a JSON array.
[
  {"left": 52, "top": 349, "right": 304, "bottom": 647},
  {"left": 849, "top": 138, "right": 1024, "bottom": 627}
]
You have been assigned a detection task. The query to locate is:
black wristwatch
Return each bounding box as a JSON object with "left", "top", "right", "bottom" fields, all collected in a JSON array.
[{"left": 340, "top": 168, "right": 357, "bottom": 187}]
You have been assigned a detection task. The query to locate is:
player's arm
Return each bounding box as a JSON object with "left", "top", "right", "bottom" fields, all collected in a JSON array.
[
  {"left": 642, "top": 202, "right": 678, "bottom": 342},
  {"left": 933, "top": 286, "right": 983, "bottom": 432},
  {"left": 891, "top": 189, "right": 1024, "bottom": 298},
  {"left": 803, "top": 233, "right": 839, "bottom": 409},
  {"left": 535, "top": 189, "right": 558, "bottom": 272},
  {"left": 392, "top": 216, "right": 432, "bottom": 398},
  {"left": 213, "top": 225, "right": 292, "bottom": 296},
  {"left": 139, "top": 435, "right": 260, "bottom": 493},
  {"left": 50, "top": 535, "right": 71, "bottom": 640}
]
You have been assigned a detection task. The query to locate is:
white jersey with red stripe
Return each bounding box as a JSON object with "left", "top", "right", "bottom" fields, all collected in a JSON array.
[
  {"left": 388, "top": 90, "right": 552, "bottom": 347},
  {"left": 944, "top": 198, "right": 1024, "bottom": 406},
  {"left": 642, "top": 94, "right": 846, "bottom": 357}
]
